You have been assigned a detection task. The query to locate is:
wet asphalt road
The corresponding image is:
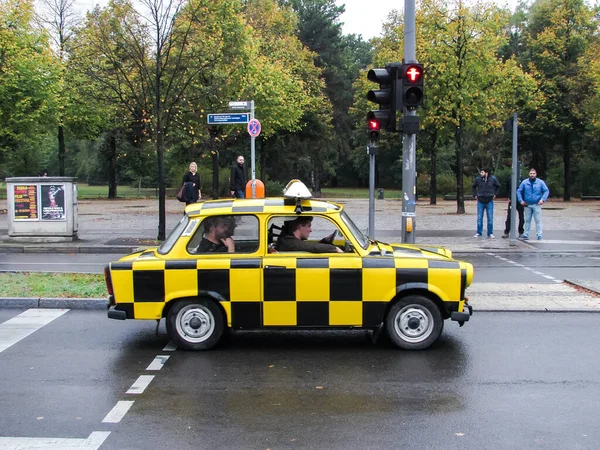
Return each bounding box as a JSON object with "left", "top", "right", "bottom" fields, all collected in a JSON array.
[
  {"left": 1, "top": 309, "right": 599, "bottom": 449},
  {"left": 2, "top": 252, "right": 599, "bottom": 284}
]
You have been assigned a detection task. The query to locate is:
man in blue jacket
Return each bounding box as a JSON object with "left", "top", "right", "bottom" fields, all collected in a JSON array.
[{"left": 517, "top": 168, "right": 550, "bottom": 240}]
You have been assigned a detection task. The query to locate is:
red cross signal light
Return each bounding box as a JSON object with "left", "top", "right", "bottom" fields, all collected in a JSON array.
[
  {"left": 367, "top": 116, "right": 381, "bottom": 142},
  {"left": 401, "top": 63, "right": 424, "bottom": 110}
]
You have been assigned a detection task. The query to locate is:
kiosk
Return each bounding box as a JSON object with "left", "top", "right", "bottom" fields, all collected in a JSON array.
[{"left": 6, "top": 177, "right": 78, "bottom": 242}]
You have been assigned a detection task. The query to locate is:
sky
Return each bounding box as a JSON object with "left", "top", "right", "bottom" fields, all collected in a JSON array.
[{"left": 336, "top": 0, "right": 520, "bottom": 40}]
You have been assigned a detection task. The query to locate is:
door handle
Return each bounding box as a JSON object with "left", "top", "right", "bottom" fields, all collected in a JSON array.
[{"left": 265, "top": 265, "right": 287, "bottom": 269}]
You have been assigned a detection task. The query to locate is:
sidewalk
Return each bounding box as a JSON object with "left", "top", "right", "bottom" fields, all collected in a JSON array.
[{"left": 1, "top": 197, "right": 599, "bottom": 254}]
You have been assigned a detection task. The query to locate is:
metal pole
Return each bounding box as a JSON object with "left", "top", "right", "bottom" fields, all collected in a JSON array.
[
  {"left": 368, "top": 144, "right": 376, "bottom": 238},
  {"left": 250, "top": 101, "right": 256, "bottom": 198},
  {"left": 402, "top": 0, "right": 417, "bottom": 244},
  {"left": 509, "top": 113, "right": 518, "bottom": 246}
]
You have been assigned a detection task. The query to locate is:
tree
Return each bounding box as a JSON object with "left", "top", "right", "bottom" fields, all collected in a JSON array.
[
  {"left": 73, "top": 0, "right": 247, "bottom": 239},
  {"left": 0, "top": 0, "right": 58, "bottom": 176}
]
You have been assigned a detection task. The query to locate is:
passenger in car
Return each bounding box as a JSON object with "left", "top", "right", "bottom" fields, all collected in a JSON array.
[
  {"left": 197, "top": 216, "right": 236, "bottom": 253},
  {"left": 275, "top": 216, "right": 343, "bottom": 253}
]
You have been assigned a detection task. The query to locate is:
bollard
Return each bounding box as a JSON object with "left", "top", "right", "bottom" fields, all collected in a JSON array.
[{"left": 377, "top": 188, "right": 384, "bottom": 200}]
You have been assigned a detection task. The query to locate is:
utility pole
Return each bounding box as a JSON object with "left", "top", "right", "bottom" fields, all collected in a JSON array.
[{"left": 402, "top": 0, "right": 418, "bottom": 244}]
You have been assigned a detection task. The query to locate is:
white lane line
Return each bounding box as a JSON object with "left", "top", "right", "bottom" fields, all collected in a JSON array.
[
  {"left": 0, "top": 309, "right": 68, "bottom": 354},
  {"left": 543, "top": 275, "right": 556, "bottom": 280},
  {"left": 0, "top": 431, "right": 110, "bottom": 449},
  {"left": 146, "top": 355, "right": 170, "bottom": 371},
  {"left": 126, "top": 375, "right": 155, "bottom": 394},
  {"left": 492, "top": 254, "right": 560, "bottom": 282},
  {"left": 532, "top": 271, "right": 544, "bottom": 275},
  {"left": 102, "top": 401, "right": 134, "bottom": 423},
  {"left": 163, "top": 341, "right": 177, "bottom": 351}
]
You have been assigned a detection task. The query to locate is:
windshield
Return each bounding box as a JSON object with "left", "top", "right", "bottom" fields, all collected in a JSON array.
[
  {"left": 340, "top": 210, "right": 369, "bottom": 249},
  {"left": 157, "top": 215, "right": 190, "bottom": 255}
]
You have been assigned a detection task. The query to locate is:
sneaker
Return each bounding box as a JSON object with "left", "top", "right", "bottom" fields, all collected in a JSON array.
[
  {"left": 537, "top": 236, "right": 543, "bottom": 240},
  {"left": 474, "top": 234, "right": 482, "bottom": 238},
  {"left": 518, "top": 235, "right": 528, "bottom": 240},
  {"left": 488, "top": 234, "right": 495, "bottom": 239},
  {"left": 502, "top": 233, "right": 509, "bottom": 239}
]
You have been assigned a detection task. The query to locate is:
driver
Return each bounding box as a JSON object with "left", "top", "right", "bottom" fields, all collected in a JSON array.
[{"left": 275, "top": 216, "right": 343, "bottom": 253}]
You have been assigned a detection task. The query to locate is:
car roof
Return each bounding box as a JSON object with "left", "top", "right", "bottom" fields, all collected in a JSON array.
[{"left": 185, "top": 197, "right": 342, "bottom": 218}]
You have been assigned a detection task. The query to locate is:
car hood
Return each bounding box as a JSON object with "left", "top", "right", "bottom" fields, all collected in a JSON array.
[{"left": 369, "top": 241, "right": 453, "bottom": 259}]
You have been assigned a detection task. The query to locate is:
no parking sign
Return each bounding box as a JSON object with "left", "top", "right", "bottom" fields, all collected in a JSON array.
[{"left": 247, "top": 118, "right": 261, "bottom": 137}]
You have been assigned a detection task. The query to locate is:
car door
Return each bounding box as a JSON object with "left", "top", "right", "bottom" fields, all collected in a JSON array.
[{"left": 262, "top": 215, "right": 363, "bottom": 327}]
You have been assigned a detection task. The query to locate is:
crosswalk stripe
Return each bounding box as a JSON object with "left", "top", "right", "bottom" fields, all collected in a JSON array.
[
  {"left": 126, "top": 375, "right": 154, "bottom": 394},
  {"left": 102, "top": 401, "right": 135, "bottom": 423},
  {"left": 0, "top": 431, "right": 110, "bottom": 449},
  {"left": 0, "top": 309, "right": 68, "bottom": 354},
  {"left": 146, "top": 355, "right": 169, "bottom": 371}
]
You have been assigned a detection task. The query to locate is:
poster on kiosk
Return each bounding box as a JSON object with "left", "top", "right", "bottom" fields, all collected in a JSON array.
[{"left": 41, "top": 184, "right": 66, "bottom": 221}]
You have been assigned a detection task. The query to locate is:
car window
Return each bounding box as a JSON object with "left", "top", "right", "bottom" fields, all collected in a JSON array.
[
  {"left": 267, "top": 215, "right": 346, "bottom": 253},
  {"left": 187, "top": 214, "right": 259, "bottom": 254},
  {"left": 157, "top": 215, "right": 189, "bottom": 255},
  {"left": 340, "top": 210, "right": 369, "bottom": 249}
]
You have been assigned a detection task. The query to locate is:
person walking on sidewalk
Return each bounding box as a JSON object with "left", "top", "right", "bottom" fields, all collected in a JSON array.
[
  {"left": 182, "top": 162, "right": 201, "bottom": 205},
  {"left": 517, "top": 168, "right": 549, "bottom": 241},
  {"left": 230, "top": 155, "right": 247, "bottom": 198},
  {"left": 472, "top": 168, "right": 500, "bottom": 238}
]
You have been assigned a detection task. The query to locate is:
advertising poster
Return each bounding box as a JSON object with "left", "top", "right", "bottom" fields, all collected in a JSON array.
[
  {"left": 41, "top": 184, "right": 66, "bottom": 221},
  {"left": 13, "top": 185, "right": 39, "bottom": 220}
]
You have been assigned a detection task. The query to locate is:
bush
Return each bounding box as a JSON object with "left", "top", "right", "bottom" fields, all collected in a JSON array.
[{"left": 265, "top": 179, "right": 285, "bottom": 196}]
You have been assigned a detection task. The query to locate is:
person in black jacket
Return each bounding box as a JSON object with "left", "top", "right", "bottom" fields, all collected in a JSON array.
[
  {"left": 502, "top": 176, "right": 525, "bottom": 238},
  {"left": 275, "top": 217, "right": 343, "bottom": 253},
  {"left": 230, "top": 155, "right": 247, "bottom": 198},
  {"left": 182, "top": 162, "right": 201, "bottom": 205},
  {"left": 472, "top": 168, "right": 501, "bottom": 238}
]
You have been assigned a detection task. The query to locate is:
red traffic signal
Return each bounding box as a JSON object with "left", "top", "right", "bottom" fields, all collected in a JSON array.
[
  {"left": 401, "top": 63, "right": 424, "bottom": 110},
  {"left": 368, "top": 119, "right": 380, "bottom": 131}
]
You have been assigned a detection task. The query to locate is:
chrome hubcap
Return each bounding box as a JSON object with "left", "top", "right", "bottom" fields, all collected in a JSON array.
[
  {"left": 394, "top": 305, "right": 434, "bottom": 343},
  {"left": 176, "top": 305, "right": 215, "bottom": 343}
]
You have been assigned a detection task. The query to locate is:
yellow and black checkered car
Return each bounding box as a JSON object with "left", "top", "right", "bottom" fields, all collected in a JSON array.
[{"left": 106, "top": 193, "right": 473, "bottom": 351}]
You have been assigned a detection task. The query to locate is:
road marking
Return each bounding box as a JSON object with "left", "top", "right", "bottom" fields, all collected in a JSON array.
[
  {"left": 163, "top": 341, "right": 177, "bottom": 351},
  {"left": 146, "top": 355, "right": 170, "bottom": 370},
  {"left": 0, "top": 431, "right": 110, "bottom": 449},
  {"left": 126, "top": 375, "right": 154, "bottom": 394},
  {"left": 0, "top": 309, "right": 68, "bottom": 354},
  {"left": 488, "top": 254, "right": 560, "bottom": 282},
  {"left": 102, "top": 401, "right": 134, "bottom": 423}
]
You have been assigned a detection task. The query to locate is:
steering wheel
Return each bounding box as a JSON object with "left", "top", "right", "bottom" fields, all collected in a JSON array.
[{"left": 320, "top": 229, "right": 338, "bottom": 245}]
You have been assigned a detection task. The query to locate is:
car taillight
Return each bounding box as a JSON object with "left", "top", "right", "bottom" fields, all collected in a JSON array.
[{"left": 104, "top": 265, "right": 114, "bottom": 296}]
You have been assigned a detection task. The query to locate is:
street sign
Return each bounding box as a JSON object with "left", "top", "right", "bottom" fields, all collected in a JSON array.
[
  {"left": 247, "top": 118, "right": 261, "bottom": 137},
  {"left": 228, "top": 101, "right": 251, "bottom": 110},
  {"left": 207, "top": 113, "right": 249, "bottom": 124}
]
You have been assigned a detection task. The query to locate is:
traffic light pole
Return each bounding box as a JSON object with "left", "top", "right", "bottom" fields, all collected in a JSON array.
[
  {"left": 509, "top": 113, "right": 518, "bottom": 247},
  {"left": 402, "top": 0, "right": 417, "bottom": 244},
  {"left": 368, "top": 142, "right": 377, "bottom": 238}
]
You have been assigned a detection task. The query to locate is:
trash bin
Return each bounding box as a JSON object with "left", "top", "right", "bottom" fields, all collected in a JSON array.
[
  {"left": 6, "top": 177, "right": 78, "bottom": 242},
  {"left": 377, "top": 188, "right": 384, "bottom": 200}
]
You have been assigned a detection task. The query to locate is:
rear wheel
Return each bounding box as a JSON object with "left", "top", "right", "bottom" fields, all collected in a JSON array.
[
  {"left": 385, "top": 295, "right": 443, "bottom": 350},
  {"left": 166, "top": 299, "right": 224, "bottom": 350}
]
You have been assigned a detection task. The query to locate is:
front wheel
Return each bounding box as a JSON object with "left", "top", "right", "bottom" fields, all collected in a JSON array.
[
  {"left": 167, "top": 299, "right": 224, "bottom": 350},
  {"left": 385, "top": 295, "right": 443, "bottom": 350}
]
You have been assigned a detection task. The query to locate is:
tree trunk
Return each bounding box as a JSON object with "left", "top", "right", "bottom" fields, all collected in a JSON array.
[
  {"left": 455, "top": 123, "right": 465, "bottom": 214},
  {"left": 108, "top": 134, "right": 117, "bottom": 199},
  {"left": 260, "top": 140, "right": 267, "bottom": 183},
  {"left": 563, "top": 135, "right": 571, "bottom": 201},
  {"left": 58, "top": 125, "right": 65, "bottom": 176},
  {"left": 429, "top": 131, "right": 438, "bottom": 205},
  {"left": 157, "top": 125, "right": 166, "bottom": 241}
]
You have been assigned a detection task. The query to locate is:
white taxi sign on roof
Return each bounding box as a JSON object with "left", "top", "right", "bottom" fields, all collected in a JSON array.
[{"left": 283, "top": 179, "right": 312, "bottom": 199}]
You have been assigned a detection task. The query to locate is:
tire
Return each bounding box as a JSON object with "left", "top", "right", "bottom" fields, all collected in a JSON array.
[
  {"left": 385, "top": 295, "right": 443, "bottom": 350},
  {"left": 166, "top": 299, "right": 224, "bottom": 350}
]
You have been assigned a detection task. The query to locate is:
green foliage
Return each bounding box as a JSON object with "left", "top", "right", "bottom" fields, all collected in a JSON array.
[{"left": 264, "top": 179, "right": 285, "bottom": 196}]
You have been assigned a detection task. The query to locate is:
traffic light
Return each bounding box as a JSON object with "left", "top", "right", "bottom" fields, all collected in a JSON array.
[
  {"left": 367, "top": 64, "right": 401, "bottom": 132},
  {"left": 367, "top": 117, "right": 380, "bottom": 142},
  {"left": 401, "top": 63, "right": 424, "bottom": 110}
]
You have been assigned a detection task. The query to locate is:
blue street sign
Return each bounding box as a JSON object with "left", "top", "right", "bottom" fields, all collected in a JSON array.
[{"left": 207, "top": 113, "right": 250, "bottom": 124}]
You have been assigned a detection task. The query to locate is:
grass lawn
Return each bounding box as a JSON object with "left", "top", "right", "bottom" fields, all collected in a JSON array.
[
  {"left": 1, "top": 182, "right": 403, "bottom": 200},
  {"left": 0, "top": 272, "right": 106, "bottom": 298}
]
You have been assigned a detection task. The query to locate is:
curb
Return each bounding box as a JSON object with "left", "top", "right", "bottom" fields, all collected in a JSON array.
[
  {"left": 0, "top": 245, "right": 141, "bottom": 254},
  {"left": 0, "top": 298, "right": 108, "bottom": 309},
  {"left": 564, "top": 280, "right": 600, "bottom": 296}
]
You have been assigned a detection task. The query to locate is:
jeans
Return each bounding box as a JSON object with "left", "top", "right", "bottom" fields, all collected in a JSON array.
[
  {"left": 523, "top": 203, "right": 542, "bottom": 238},
  {"left": 234, "top": 190, "right": 245, "bottom": 199},
  {"left": 476, "top": 201, "right": 494, "bottom": 236}
]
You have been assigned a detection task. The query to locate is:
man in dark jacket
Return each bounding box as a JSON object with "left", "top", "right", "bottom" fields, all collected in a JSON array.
[
  {"left": 472, "top": 168, "right": 501, "bottom": 238},
  {"left": 276, "top": 217, "right": 343, "bottom": 253},
  {"left": 230, "top": 155, "right": 247, "bottom": 198}
]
